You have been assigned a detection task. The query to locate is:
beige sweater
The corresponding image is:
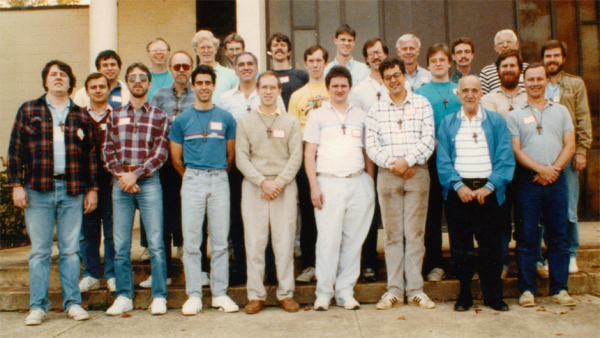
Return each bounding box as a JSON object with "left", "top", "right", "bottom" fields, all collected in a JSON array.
[{"left": 235, "top": 110, "right": 303, "bottom": 188}]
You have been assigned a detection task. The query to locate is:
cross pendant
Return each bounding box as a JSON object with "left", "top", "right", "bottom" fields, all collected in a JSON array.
[
  {"left": 509, "top": 106, "right": 514, "bottom": 111},
  {"left": 59, "top": 121, "right": 65, "bottom": 132},
  {"left": 247, "top": 106, "right": 251, "bottom": 113},
  {"left": 376, "top": 92, "right": 381, "bottom": 100},
  {"left": 341, "top": 125, "right": 346, "bottom": 135},
  {"left": 202, "top": 131, "right": 209, "bottom": 142},
  {"left": 536, "top": 125, "right": 542, "bottom": 135},
  {"left": 266, "top": 128, "right": 272, "bottom": 138},
  {"left": 443, "top": 99, "right": 448, "bottom": 109},
  {"left": 132, "top": 123, "right": 138, "bottom": 134},
  {"left": 398, "top": 119, "right": 403, "bottom": 127},
  {"left": 473, "top": 132, "right": 478, "bottom": 144}
]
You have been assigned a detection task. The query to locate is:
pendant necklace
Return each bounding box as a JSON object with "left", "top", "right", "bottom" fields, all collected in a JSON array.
[
  {"left": 257, "top": 112, "right": 279, "bottom": 138},
  {"left": 193, "top": 108, "right": 214, "bottom": 142},
  {"left": 432, "top": 82, "right": 451, "bottom": 109}
]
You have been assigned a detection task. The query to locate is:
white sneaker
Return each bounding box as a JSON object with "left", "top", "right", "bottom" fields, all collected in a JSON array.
[
  {"left": 519, "top": 291, "right": 535, "bottom": 307},
  {"left": 149, "top": 297, "right": 167, "bottom": 315},
  {"left": 212, "top": 296, "right": 239, "bottom": 313},
  {"left": 314, "top": 296, "right": 330, "bottom": 311},
  {"left": 426, "top": 268, "right": 445, "bottom": 282},
  {"left": 25, "top": 309, "right": 45, "bottom": 326},
  {"left": 106, "top": 278, "right": 116, "bottom": 292},
  {"left": 176, "top": 246, "right": 184, "bottom": 260},
  {"left": 139, "top": 276, "right": 172, "bottom": 288},
  {"left": 552, "top": 290, "right": 576, "bottom": 307},
  {"left": 296, "top": 267, "right": 316, "bottom": 283},
  {"left": 294, "top": 246, "right": 302, "bottom": 258},
  {"left": 376, "top": 292, "right": 403, "bottom": 310},
  {"left": 67, "top": 304, "right": 90, "bottom": 321},
  {"left": 106, "top": 296, "right": 133, "bottom": 316},
  {"left": 201, "top": 272, "right": 210, "bottom": 287},
  {"left": 182, "top": 296, "right": 203, "bottom": 316},
  {"left": 79, "top": 276, "right": 100, "bottom": 292},
  {"left": 336, "top": 296, "right": 360, "bottom": 310},
  {"left": 569, "top": 257, "right": 579, "bottom": 274},
  {"left": 409, "top": 293, "right": 435, "bottom": 309},
  {"left": 140, "top": 248, "right": 151, "bottom": 260}
]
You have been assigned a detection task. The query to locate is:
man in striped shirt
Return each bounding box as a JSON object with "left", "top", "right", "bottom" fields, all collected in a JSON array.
[
  {"left": 436, "top": 75, "right": 515, "bottom": 312},
  {"left": 366, "top": 57, "right": 436, "bottom": 310},
  {"left": 479, "top": 29, "right": 527, "bottom": 95}
]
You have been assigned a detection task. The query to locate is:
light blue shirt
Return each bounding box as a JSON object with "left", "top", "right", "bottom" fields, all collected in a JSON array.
[
  {"left": 545, "top": 83, "right": 561, "bottom": 103},
  {"left": 45, "top": 96, "right": 70, "bottom": 175},
  {"left": 324, "top": 57, "right": 370, "bottom": 87},
  {"left": 213, "top": 64, "right": 240, "bottom": 104},
  {"left": 148, "top": 70, "right": 174, "bottom": 102},
  {"left": 405, "top": 66, "right": 432, "bottom": 91}
]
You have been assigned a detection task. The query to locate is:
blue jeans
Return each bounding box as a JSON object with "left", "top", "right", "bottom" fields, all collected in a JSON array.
[
  {"left": 181, "top": 168, "right": 230, "bottom": 298},
  {"left": 24, "top": 180, "right": 84, "bottom": 312},
  {"left": 112, "top": 174, "right": 167, "bottom": 299},
  {"left": 80, "top": 187, "right": 115, "bottom": 279},
  {"left": 514, "top": 171, "right": 569, "bottom": 296}
]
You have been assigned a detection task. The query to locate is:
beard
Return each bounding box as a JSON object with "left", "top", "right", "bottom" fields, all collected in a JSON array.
[
  {"left": 546, "top": 61, "right": 564, "bottom": 76},
  {"left": 500, "top": 72, "right": 519, "bottom": 90},
  {"left": 130, "top": 86, "right": 149, "bottom": 98}
]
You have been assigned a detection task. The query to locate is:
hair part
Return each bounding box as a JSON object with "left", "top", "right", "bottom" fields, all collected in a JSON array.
[
  {"left": 325, "top": 66, "right": 353, "bottom": 89},
  {"left": 335, "top": 24, "right": 356, "bottom": 39},
  {"left": 95, "top": 50, "right": 122, "bottom": 70},
  {"left": 541, "top": 39, "right": 567, "bottom": 59},
  {"left": 192, "top": 30, "right": 220, "bottom": 50},
  {"left": 125, "top": 62, "right": 152, "bottom": 82},
  {"left": 257, "top": 71, "right": 282, "bottom": 89},
  {"left": 451, "top": 37, "right": 475, "bottom": 54},
  {"left": 85, "top": 72, "right": 110, "bottom": 90},
  {"left": 495, "top": 50, "right": 523, "bottom": 73},
  {"left": 426, "top": 43, "right": 452, "bottom": 66},
  {"left": 42, "top": 60, "right": 76, "bottom": 95},
  {"left": 223, "top": 32, "right": 245, "bottom": 49},
  {"left": 304, "top": 45, "right": 329, "bottom": 63},
  {"left": 379, "top": 57, "right": 406, "bottom": 78},
  {"left": 191, "top": 64, "right": 217, "bottom": 84},
  {"left": 146, "top": 37, "right": 171, "bottom": 52},
  {"left": 396, "top": 34, "right": 421, "bottom": 50},
  {"left": 523, "top": 62, "right": 549, "bottom": 79}
]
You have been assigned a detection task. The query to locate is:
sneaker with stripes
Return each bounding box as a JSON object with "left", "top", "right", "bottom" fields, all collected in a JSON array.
[{"left": 376, "top": 292, "right": 404, "bottom": 310}]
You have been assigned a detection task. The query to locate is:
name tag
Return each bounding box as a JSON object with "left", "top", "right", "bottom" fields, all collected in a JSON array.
[
  {"left": 273, "top": 129, "right": 285, "bottom": 139},
  {"left": 420, "top": 76, "right": 430, "bottom": 83},
  {"left": 111, "top": 95, "right": 123, "bottom": 103},
  {"left": 404, "top": 108, "right": 416, "bottom": 116},
  {"left": 77, "top": 128, "right": 85, "bottom": 140},
  {"left": 100, "top": 123, "right": 107, "bottom": 131},
  {"left": 118, "top": 117, "right": 130, "bottom": 125},
  {"left": 280, "top": 75, "right": 290, "bottom": 84},
  {"left": 172, "top": 115, "right": 177, "bottom": 122},
  {"left": 210, "top": 121, "right": 223, "bottom": 131},
  {"left": 523, "top": 115, "right": 536, "bottom": 125},
  {"left": 453, "top": 88, "right": 458, "bottom": 95},
  {"left": 553, "top": 95, "right": 560, "bottom": 103},
  {"left": 53, "top": 126, "right": 64, "bottom": 141},
  {"left": 351, "top": 128, "right": 362, "bottom": 138}
]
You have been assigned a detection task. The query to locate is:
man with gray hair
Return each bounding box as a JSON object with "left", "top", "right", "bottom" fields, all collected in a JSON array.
[
  {"left": 395, "top": 34, "right": 431, "bottom": 91},
  {"left": 192, "top": 30, "right": 239, "bottom": 103},
  {"left": 479, "top": 29, "right": 527, "bottom": 95}
]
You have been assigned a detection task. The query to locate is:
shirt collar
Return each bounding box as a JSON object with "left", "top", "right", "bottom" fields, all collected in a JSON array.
[
  {"left": 257, "top": 106, "right": 281, "bottom": 116},
  {"left": 333, "top": 57, "right": 355, "bottom": 70},
  {"left": 460, "top": 106, "right": 482, "bottom": 121},
  {"left": 493, "top": 86, "right": 527, "bottom": 96},
  {"left": 171, "top": 84, "right": 192, "bottom": 96},
  {"left": 126, "top": 101, "right": 150, "bottom": 113},
  {"left": 386, "top": 91, "right": 414, "bottom": 108},
  {"left": 45, "top": 95, "right": 71, "bottom": 110}
]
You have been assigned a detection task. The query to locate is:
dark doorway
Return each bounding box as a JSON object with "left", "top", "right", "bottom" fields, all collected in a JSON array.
[{"left": 196, "top": 0, "right": 237, "bottom": 65}]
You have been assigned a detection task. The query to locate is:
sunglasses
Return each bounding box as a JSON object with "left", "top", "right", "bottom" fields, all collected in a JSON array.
[
  {"left": 127, "top": 74, "right": 149, "bottom": 82},
  {"left": 172, "top": 64, "right": 192, "bottom": 72}
]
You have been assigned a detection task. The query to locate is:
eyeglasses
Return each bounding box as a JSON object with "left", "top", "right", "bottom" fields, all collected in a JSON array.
[
  {"left": 127, "top": 74, "right": 149, "bottom": 82},
  {"left": 496, "top": 40, "right": 516, "bottom": 47},
  {"left": 172, "top": 64, "right": 192, "bottom": 72},
  {"left": 383, "top": 72, "right": 403, "bottom": 82},
  {"left": 367, "top": 50, "right": 385, "bottom": 57}
]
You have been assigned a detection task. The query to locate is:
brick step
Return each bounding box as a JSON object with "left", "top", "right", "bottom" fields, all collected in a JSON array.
[{"left": 1, "top": 270, "right": 599, "bottom": 311}]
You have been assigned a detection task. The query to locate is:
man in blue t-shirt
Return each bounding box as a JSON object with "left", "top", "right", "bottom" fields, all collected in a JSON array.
[{"left": 169, "top": 65, "right": 239, "bottom": 315}]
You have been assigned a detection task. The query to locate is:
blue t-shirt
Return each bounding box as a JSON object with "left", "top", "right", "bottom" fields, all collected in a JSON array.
[
  {"left": 108, "top": 85, "right": 123, "bottom": 108},
  {"left": 414, "top": 81, "right": 461, "bottom": 132},
  {"left": 148, "top": 71, "right": 174, "bottom": 102},
  {"left": 169, "top": 106, "right": 236, "bottom": 170}
]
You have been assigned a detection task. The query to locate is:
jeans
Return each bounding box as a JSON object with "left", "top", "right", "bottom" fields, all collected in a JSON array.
[
  {"left": 113, "top": 174, "right": 167, "bottom": 299},
  {"left": 514, "top": 170, "right": 569, "bottom": 296},
  {"left": 181, "top": 168, "right": 230, "bottom": 298},
  {"left": 24, "top": 180, "right": 84, "bottom": 312},
  {"left": 80, "top": 186, "right": 115, "bottom": 280}
]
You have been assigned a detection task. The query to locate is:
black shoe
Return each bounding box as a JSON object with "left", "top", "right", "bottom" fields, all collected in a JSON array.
[
  {"left": 454, "top": 295, "right": 473, "bottom": 312},
  {"left": 484, "top": 299, "right": 509, "bottom": 311},
  {"left": 360, "top": 268, "right": 377, "bottom": 283}
]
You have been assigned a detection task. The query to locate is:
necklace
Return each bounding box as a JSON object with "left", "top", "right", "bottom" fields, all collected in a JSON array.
[
  {"left": 431, "top": 82, "right": 451, "bottom": 109},
  {"left": 528, "top": 105, "right": 543, "bottom": 135},
  {"left": 465, "top": 114, "right": 479, "bottom": 144},
  {"left": 193, "top": 108, "right": 214, "bottom": 142},
  {"left": 501, "top": 88, "right": 519, "bottom": 111},
  {"left": 257, "top": 111, "right": 279, "bottom": 138},
  {"left": 369, "top": 79, "right": 383, "bottom": 101},
  {"left": 330, "top": 105, "right": 350, "bottom": 134}
]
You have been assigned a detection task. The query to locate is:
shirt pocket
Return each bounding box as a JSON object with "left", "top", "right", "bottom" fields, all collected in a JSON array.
[{"left": 24, "top": 117, "right": 42, "bottom": 135}]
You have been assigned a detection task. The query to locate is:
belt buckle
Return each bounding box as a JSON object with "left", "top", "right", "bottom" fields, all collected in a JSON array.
[{"left": 472, "top": 180, "right": 482, "bottom": 189}]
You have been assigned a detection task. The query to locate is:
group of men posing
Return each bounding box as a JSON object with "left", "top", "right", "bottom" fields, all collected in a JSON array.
[{"left": 8, "top": 25, "right": 591, "bottom": 325}]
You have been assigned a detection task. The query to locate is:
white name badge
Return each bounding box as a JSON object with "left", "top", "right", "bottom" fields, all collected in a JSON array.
[
  {"left": 100, "top": 123, "right": 107, "bottom": 131},
  {"left": 210, "top": 121, "right": 223, "bottom": 131},
  {"left": 77, "top": 128, "right": 85, "bottom": 140},
  {"left": 273, "top": 129, "right": 286, "bottom": 139},
  {"left": 404, "top": 108, "right": 416, "bottom": 116},
  {"left": 53, "top": 126, "right": 64, "bottom": 141},
  {"left": 420, "top": 76, "right": 430, "bottom": 83},
  {"left": 118, "top": 117, "right": 130, "bottom": 125},
  {"left": 453, "top": 88, "right": 458, "bottom": 95},
  {"left": 351, "top": 128, "right": 362, "bottom": 138},
  {"left": 523, "top": 115, "right": 536, "bottom": 125},
  {"left": 111, "top": 95, "right": 123, "bottom": 103},
  {"left": 553, "top": 95, "right": 560, "bottom": 103},
  {"left": 280, "top": 75, "right": 290, "bottom": 84}
]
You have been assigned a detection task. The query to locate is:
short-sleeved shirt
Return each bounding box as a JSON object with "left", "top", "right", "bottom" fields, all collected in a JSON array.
[
  {"left": 481, "top": 87, "right": 528, "bottom": 119},
  {"left": 148, "top": 71, "right": 174, "bottom": 102},
  {"left": 288, "top": 82, "right": 330, "bottom": 133},
  {"left": 414, "top": 81, "right": 461, "bottom": 132},
  {"left": 273, "top": 68, "right": 309, "bottom": 109},
  {"left": 405, "top": 66, "right": 432, "bottom": 91},
  {"left": 303, "top": 102, "right": 366, "bottom": 176},
  {"left": 506, "top": 101, "right": 573, "bottom": 166},
  {"left": 168, "top": 106, "right": 236, "bottom": 170},
  {"left": 212, "top": 64, "right": 240, "bottom": 104}
]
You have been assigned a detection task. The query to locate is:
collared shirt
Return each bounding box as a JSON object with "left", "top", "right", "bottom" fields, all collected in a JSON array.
[
  {"left": 349, "top": 76, "right": 412, "bottom": 113},
  {"left": 103, "top": 102, "right": 170, "bottom": 179},
  {"left": 45, "top": 96, "right": 70, "bottom": 174},
  {"left": 479, "top": 62, "right": 528, "bottom": 95},
  {"left": 506, "top": 101, "right": 574, "bottom": 166},
  {"left": 405, "top": 66, "right": 432, "bottom": 91},
  {"left": 212, "top": 64, "right": 240, "bottom": 104},
  {"left": 86, "top": 105, "right": 113, "bottom": 187},
  {"left": 481, "top": 87, "right": 528, "bottom": 118},
  {"left": 216, "top": 87, "right": 286, "bottom": 122},
  {"left": 72, "top": 80, "right": 131, "bottom": 109},
  {"left": 86, "top": 105, "right": 112, "bottom": 123},
  {"left": 324, "top": 57, "right": 370, "bottom": 87},
  {"left": 453, "top": 107, "right": 493, "bottom": 184},
  {"left": 7, "top": 94, "right": 98, "bottom": 195},
  {"left": 148, "top": 70, "right": 174, "bottom": 102},
  {"left": 303, "top": 102, "right": 366, "bottom": 176},
  {"left": 365, "top": 92, "right": 435, "bottom": 168},
  {"left": 257, "top": 106, "right": 282, "bottom": 116},
  {"left": 150, "top": 84, "right": 195, "bottom": 123},
  {"left": 450, "top": 69, "right": 476, "bottom": 84}
]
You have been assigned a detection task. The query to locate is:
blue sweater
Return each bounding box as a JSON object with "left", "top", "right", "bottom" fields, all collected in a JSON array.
[{"left": 436, "top": 108, "right": 515, "bottom": 205}]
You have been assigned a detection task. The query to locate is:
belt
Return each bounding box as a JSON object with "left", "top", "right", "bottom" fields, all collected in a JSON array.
[
  {"left": 317, "top": 170, "right": 364, "bottom": 179},
  {"left": 53, "top": 174, "right": 66, "bottom": 180},
  {"left": 462, "top": 178, "right": 488, "bottom": 190},
  {"left": 123, "top": 165, "right": 141, "bottom": 173}
]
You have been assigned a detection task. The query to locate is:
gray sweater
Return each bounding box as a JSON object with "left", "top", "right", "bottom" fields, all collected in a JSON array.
[{"left": 235, "top": 110, "right": 303, "bottom": 188}]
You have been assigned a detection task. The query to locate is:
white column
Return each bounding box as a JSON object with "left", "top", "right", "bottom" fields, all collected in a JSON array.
[
  {"left": 89, "top": 0, "right": 118, "bottom": 72},
  {"left": 236, "top": 0, "right": 267, "bottom": 71}
]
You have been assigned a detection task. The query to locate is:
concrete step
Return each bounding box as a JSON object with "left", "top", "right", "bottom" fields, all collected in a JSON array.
[{"left": 1, "top": 269, "right": 599, "bottom": 311}]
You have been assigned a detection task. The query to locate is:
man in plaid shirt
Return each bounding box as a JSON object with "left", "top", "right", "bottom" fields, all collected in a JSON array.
[
  {"left": 8, "top": 60, "right": 98, "bottom": 325},
  {"left": 102, "top": 62, "right": 171, "bottom": 316}
]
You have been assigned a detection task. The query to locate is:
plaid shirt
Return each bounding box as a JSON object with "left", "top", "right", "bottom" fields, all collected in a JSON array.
[
  {"left": 150, "top": 84, "right": 195, "bottom": 122},
  {"left": 366, "top": 92, "right": 435, "bottom": 168},
  {"left": 7, "top": 94, "right": 98, "bottom": 195},
  {"left": 102, "top": 102, "right": 170, "bottom": 179},
  {"left": 450, "top": 69, "right": 476, "bottom": 84}
]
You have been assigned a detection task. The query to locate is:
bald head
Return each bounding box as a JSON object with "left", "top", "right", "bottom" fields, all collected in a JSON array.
[{"left": 458, "top": 75, "right": 482, "bottom": 115}]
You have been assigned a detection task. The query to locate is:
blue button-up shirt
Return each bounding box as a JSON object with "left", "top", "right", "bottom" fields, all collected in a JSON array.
[{"left": 45, "top": 96, "right": 70, "bottom": 174}]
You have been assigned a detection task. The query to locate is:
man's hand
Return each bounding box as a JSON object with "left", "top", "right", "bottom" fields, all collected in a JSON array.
[
  {"left": 473, "top": 187, "right": 492, "bottom": 205},
  {"left": 574, "top": 154, "right": 587, "bottom": 171},
  {"left": 13, "top": 187, "right": 28, "bottom": 209},
  {"left": 261, "top": 180, "right": 283, "bottom": 200},
  {"left": 83, "top": 190, "right": 98, "bottom": 214},
  {"left": 534, "top": 165, "right": 560, "bottom": 185},
  {"left": 400, "top": 167, "right": 415, "bottom": 179},
  {"left": 117, "top": 172, "right": 138, "bottom": 191},
  {"left": 123, "top": 184, "right": 140, "bottom": 194},
  {"left": 310, "top": 185, "right": 324, "bottom": 210},
  {"left": 457, "top": 186, "right": 475, "bottom": 203},
  {"left": 389, "top": 158, "right": 409, "bottom": 176}
]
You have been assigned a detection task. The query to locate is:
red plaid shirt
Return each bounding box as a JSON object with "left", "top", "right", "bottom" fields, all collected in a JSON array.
[
  {"left": 102, "top": 102, "right": 170, "bottom": 179},
  {"left": 7, "top": 95, "right": 99, "bottom": 195}
]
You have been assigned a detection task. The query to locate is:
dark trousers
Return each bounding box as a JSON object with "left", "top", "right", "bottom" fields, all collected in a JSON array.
[
  {"left": 80, "top": 185, "right": 115, "bottom": 279},
  {"left": 297, "top": 163, "right": 317, "bottom": 269},
  {"left": 424, "top": 153, "right": 445, "bottom": 273},
  {"left": 501, "top": 180, "right": 518, "bottom": 268},
  {"left": 445, "top": 190, "right": 504, "bottom": 301},
  {"left": 361, "top": 167, "right": 380, "bottom": 270}
]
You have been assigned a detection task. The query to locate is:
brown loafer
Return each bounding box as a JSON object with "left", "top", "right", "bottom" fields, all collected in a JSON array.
[
  {"left": 278, "top": 297, "right": 299, "bottom": 312},
  {"left": 245, "top": 300, "right": 265, "bottom": 314}
]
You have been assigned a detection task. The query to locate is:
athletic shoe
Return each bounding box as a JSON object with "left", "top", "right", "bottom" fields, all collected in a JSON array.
[
  {"left": 139, "top": 276, "right": 172, "bottom": 288},
  {"left": 67, "top": 304, "right": 90, "bottom": 321},
  {"left": 314, "top": 296, "right": 330, "bottom": 311},
  {"left": 536, "top": 265, "right": 549, "bottom": 279},
  {"left": 106, "top": 278, "right": 116, "bottom": 292},
  {"left": 106, "top": 296, "right": 133, "bottom": 315},
  {"left": 149, "top": 298, "right": 167, "bottom": 315},
  {"left": 376, "top": 292, "right": 403, "bottom": 310},
  {"left": 552, "top": 290, "right": 576, "bottom": 307},
  {"left": 140, "top": 248, "right": 151, "bottom": 261},
  {"left": 182, "top": 297, "right": 203, "bottom": 316},
  {"left": 24, "top": 309, "right": 45, "bottom": 326},
  {"left": 296, "top": 267, "right": 316, "bottom": 283},
  {"left": 409, "top": 293, "right": 436, "bottom": 309},
  {"left": 426, "top": 268, "right": 445, "bottom": 282},
  {"left": 79, "top": 276, "right": 100, "bottom": 292},
  {"left": 569, "top": 257, "right": 579, "bottom": 274},
  {"left": 519, "top": 291, "right": 535, "bottom": 307},
  {"left": 212, "top": 296, "right": 239, "bottom": 313},
  {"left": 336, "top": 296, "right": 360, "bottom": 310}
]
